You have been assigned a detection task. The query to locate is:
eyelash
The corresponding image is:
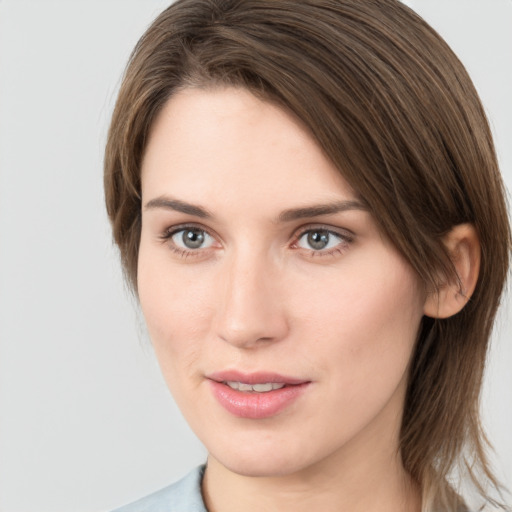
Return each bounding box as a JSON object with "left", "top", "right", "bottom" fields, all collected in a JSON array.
[
  {"left": 158, "top": 224, "right": 354, "bottom": 259},
  {"left": 158, "top": 224, "right": 216, "bottom": 259},
  {"left": 292, "top": 225, "right": 354, "bottom": 257}
]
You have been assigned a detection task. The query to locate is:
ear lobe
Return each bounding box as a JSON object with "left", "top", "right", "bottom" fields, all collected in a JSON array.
[{"left": 423, "top": 224, "right": 481, "bottom": 319}]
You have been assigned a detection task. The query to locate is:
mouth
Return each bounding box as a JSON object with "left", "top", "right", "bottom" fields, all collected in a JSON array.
[{"left": 206, "top": 371, "right": 311, "bottom": 419}]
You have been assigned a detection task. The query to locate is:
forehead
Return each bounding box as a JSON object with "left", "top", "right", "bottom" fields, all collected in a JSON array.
[{"left": 141, "top": 87, "right": 358, "bottom": 212}]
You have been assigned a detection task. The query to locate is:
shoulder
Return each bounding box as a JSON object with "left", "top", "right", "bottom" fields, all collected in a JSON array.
[{"left": 111, "top": 465, "right": 207, "bottom": 512}]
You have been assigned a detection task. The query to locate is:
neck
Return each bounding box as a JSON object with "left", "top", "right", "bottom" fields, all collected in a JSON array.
[{"left": 202, "top": 432, "right": 421, "bottom": 512}]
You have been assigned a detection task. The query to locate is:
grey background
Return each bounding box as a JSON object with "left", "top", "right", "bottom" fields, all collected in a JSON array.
[{"left": 0, "top": 1, "right": 510, "bottom": 511}]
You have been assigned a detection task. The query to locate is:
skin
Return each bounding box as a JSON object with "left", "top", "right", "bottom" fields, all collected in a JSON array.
[{"left": 137, "top": 87, "right": 429, "bottom": 512}]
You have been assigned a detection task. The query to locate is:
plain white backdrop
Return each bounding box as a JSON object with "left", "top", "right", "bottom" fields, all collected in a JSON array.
[{"left": 0, "top": 1, "right": 510, "bottom": 511}]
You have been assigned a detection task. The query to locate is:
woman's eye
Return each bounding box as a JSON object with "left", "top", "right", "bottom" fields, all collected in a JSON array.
[
  {"left": 296, "top": 229, "right": 346, "bottom": 251},
  {"left": 171, "top": 227, "right": 214, "bottom": 250}
]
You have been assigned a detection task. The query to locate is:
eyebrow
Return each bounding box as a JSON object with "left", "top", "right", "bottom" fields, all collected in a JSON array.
[
  {"left": 277, "top": 200, "right": 368, "bottom": 222},
  {"left": 143, "top": 196, "right": 368, "bottom": 221},
  {"left": 144, "top": 196, "right": 212, "bottom": 218}
]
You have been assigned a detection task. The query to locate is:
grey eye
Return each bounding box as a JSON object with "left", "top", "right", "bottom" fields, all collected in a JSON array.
[
  {"left": 171, "top": 228, "right": 213, "bottom": 249},
  {"left": 297, "top": 229, "right": 343, "bottom": 251}
]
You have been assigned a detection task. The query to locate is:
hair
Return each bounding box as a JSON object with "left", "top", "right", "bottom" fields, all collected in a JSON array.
[{"left": 104, "top": 1, "right": 510, "bottom": 510}]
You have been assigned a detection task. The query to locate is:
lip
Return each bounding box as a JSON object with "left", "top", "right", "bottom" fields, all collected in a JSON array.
[
  {"left": 206, "top": 371, "right": 311, "bottom": 419},
  {"left": 207, "top": 370, "right": 308, "bottom": 386}
]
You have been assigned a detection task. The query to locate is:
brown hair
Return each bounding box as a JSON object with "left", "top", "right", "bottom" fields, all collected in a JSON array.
[{"left": 104, "top": 1, "right": 510, "bottom": 509}]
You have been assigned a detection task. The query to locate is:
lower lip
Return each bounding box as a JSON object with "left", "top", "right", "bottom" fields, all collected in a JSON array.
[{"left": 208, "top": 380, "right": 309, "bottom": 419}]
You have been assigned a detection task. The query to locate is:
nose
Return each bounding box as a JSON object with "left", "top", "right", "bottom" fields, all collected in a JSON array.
[{"left": 214, "top": 250, "right": 289, "bottom": 349}]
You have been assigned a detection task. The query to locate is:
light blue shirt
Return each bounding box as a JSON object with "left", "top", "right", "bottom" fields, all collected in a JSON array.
[{"left": 111, "top": 465, "right": 207, "bottom": 512}]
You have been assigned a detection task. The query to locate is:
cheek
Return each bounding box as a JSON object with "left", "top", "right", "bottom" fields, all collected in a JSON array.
[
  {"left": 137, "top": 248, "right": 216, "bottom": 379},
  {"left": 289, "top": 251, "right": 425, "bottom": 382}
]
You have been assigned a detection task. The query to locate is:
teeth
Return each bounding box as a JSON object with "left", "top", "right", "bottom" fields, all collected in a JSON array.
[
  {"left": 225, "top": 381, "right": 286, "bottom": 392},
  {"left": 252, "top": 383, "right": 273, "bottom": 392}
]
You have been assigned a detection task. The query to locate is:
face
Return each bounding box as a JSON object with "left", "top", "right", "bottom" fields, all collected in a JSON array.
[{"left": 138, "top": 87, "right": 427, "bottom": 478}]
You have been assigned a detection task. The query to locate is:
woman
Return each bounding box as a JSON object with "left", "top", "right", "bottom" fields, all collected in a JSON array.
[{"left": 104, "top": 0, "right": 510, "bottom": 510}]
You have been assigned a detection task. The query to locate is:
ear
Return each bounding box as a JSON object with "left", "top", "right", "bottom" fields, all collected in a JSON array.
[{"left": 423, "top": 223, "right": 481, "bottom": 319}]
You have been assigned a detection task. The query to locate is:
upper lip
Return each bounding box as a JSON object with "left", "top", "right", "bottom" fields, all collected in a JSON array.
[{"left": 207, "top": 370, "right": 309, "bottom": 385}]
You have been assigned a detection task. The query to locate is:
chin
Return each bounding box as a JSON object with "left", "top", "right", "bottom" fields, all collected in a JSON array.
[
  {"left": 216, "top": 456, "right": 301, "bottom": 478},
  {"left": 207, "top": 439, "right": 319, "bottom": 478}
]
